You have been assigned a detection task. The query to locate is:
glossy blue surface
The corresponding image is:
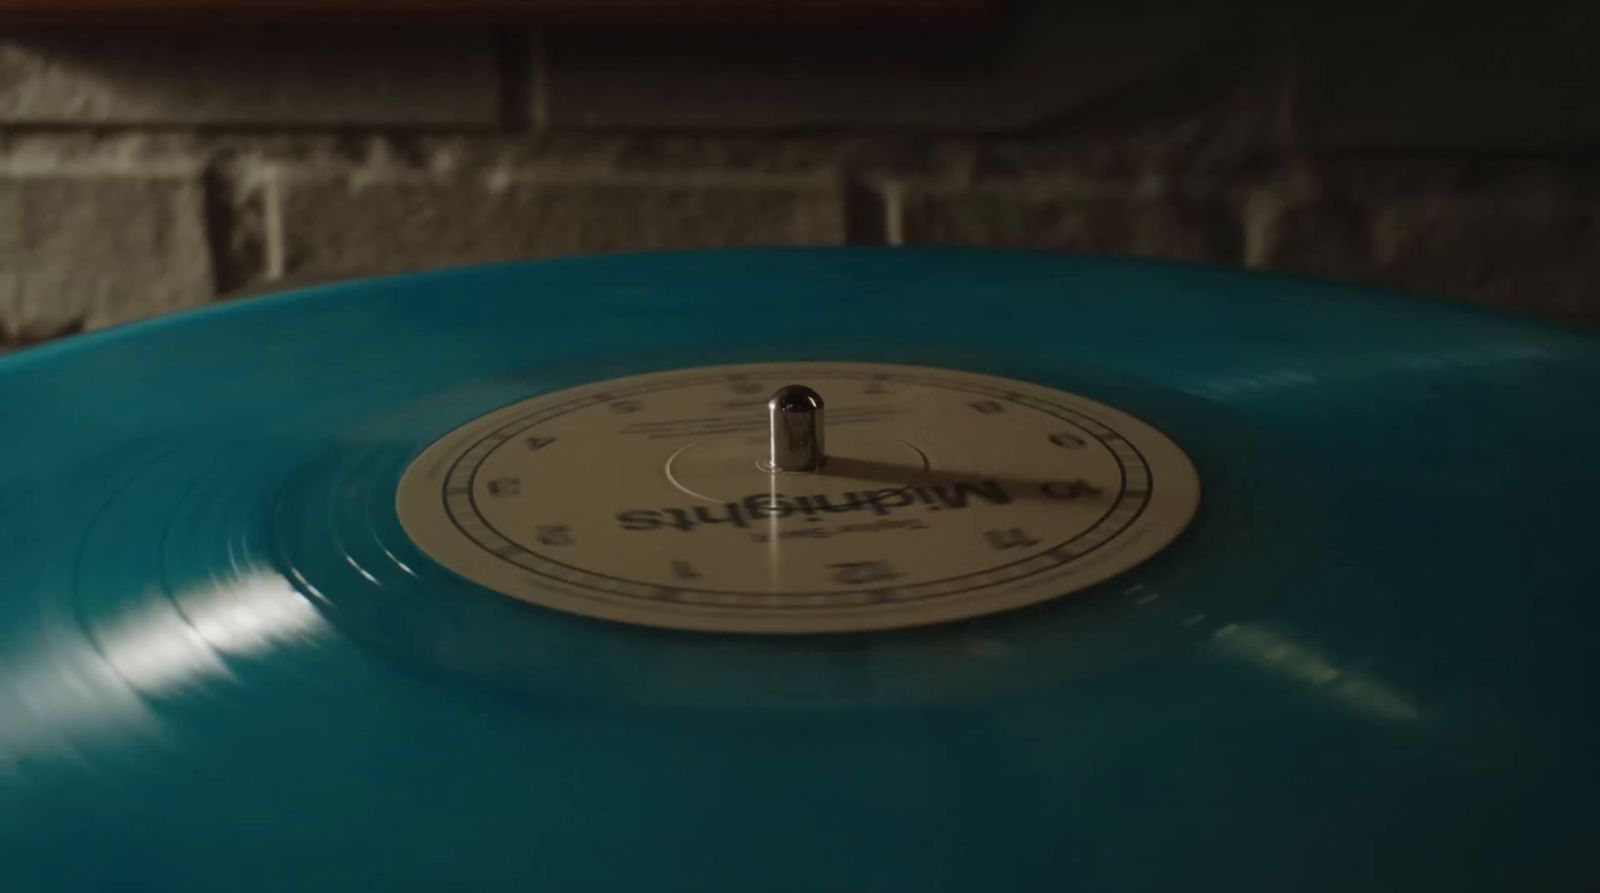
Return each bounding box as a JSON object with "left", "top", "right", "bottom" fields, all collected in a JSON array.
[{"left": 2, "top": 248, "right": 1598, "bottom": 891}]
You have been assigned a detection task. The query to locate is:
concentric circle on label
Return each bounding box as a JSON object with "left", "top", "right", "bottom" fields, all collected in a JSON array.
[{"left": 396, "top": 362, "right": 1200, "bottom": 633}]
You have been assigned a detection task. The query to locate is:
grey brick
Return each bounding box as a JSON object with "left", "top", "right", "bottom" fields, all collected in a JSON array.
[
  {"left": 900, "top": 188, "right": 1243, "bottom": 263},
  {"left": 1297, "top": 7, "right": 1600, "bottom": 150},
  {"left": 0, "top": 28, "right": 497, "bottom": 126},
  {"left": 0, "top": 172, "right": 214, "bottom": 340},
  {"left": 1262, "top": 193, "right": 1600, "bottom": 324},
  {"left": 274, "top": 172, "right": 847, "bottom": 280},
  {"left": 543, "top": 3, "right": 1282, "bottom": 137}
]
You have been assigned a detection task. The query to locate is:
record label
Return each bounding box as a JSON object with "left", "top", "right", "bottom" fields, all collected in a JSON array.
[{"left": 396, "top": 362, "right": 1200, "bottom": 632}]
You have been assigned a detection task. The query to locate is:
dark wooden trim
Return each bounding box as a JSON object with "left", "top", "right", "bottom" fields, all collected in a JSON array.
[{"left": 0, "top": 0, "right": 994, "bottom": 25}]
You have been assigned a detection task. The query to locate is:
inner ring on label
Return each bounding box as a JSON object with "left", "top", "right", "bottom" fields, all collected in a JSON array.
[
  {"left": 662, "top": 431, "right": 934, "bottom": 503},
  {"left": 395, "top": 361, "right": 1201, "bottom": 634}
]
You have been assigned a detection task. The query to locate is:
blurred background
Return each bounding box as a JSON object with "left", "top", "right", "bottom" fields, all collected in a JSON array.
[{"left": 1, "top": 0, "right": 1597, "bottom": 350}]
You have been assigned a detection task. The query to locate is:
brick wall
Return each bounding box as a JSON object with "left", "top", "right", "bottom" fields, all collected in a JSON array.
[{"left": 3, "top": 3, "right": 1598, "bottom": 348}]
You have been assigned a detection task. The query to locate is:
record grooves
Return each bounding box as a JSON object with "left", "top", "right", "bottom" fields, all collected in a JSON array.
[{"left": 2, "top": 249, "right": 1597, "bottom": 892}]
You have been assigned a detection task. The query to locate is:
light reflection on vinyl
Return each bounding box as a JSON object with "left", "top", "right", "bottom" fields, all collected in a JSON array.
[
  {"left": 0, "top": 571, "right": 324, "bottom": 765},
  {"left": 1, "top": 248, "right": 1598, "bottom": 892}
]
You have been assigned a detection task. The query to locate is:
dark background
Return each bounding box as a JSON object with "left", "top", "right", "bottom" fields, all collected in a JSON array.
[{"left": 2, "top": 1, "right": 1596, "bottom": 348}]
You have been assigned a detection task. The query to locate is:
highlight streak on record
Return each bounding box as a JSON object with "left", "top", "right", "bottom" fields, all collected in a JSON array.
[
  {"left": 0, "top": 571, "right": 323, "bottom": 766},
  {"left": 0, "top": 249, "right": 1596, "bottom": 892}
]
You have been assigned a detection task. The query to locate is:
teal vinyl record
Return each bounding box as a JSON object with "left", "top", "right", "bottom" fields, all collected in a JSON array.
[{"left": 1, "top": 248, "right": 1599, "bottom": 891}]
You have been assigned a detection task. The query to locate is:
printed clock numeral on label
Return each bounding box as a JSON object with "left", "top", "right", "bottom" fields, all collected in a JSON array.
[{"left": 397, "top": 362, "right": 1198, "bottom": 633}]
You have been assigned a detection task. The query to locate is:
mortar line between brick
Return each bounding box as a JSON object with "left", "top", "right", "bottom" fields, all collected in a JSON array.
[
  {"left": 263, "top": 176, "right": 286, "bottom": 280},
  {"left": 494, "top": 26, "right": 534, "bottom": 134},
  {"left": 1277, "top": 12, "right": 1303, "bottom": 155},
  {"left": 200, "top": 164, "right": 234, "bottom": 295},
  {"left": 1241, "top": 193, "right": 1276, "bottom": 268},
  {"left": 883, "top": 183, "right": 905, "bottom": 246},
  {"left": 529, "top": 31, "right": 551, "bottom": 133}
]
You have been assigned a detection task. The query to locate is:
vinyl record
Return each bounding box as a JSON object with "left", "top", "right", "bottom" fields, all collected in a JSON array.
[{"left": 2, "top": 248, "right": 1598, "bottom": 891}]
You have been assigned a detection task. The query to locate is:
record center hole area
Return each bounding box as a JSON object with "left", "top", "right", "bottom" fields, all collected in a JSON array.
[{"left": 663, "top": 431, "right": 935, "bottom": 504}]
